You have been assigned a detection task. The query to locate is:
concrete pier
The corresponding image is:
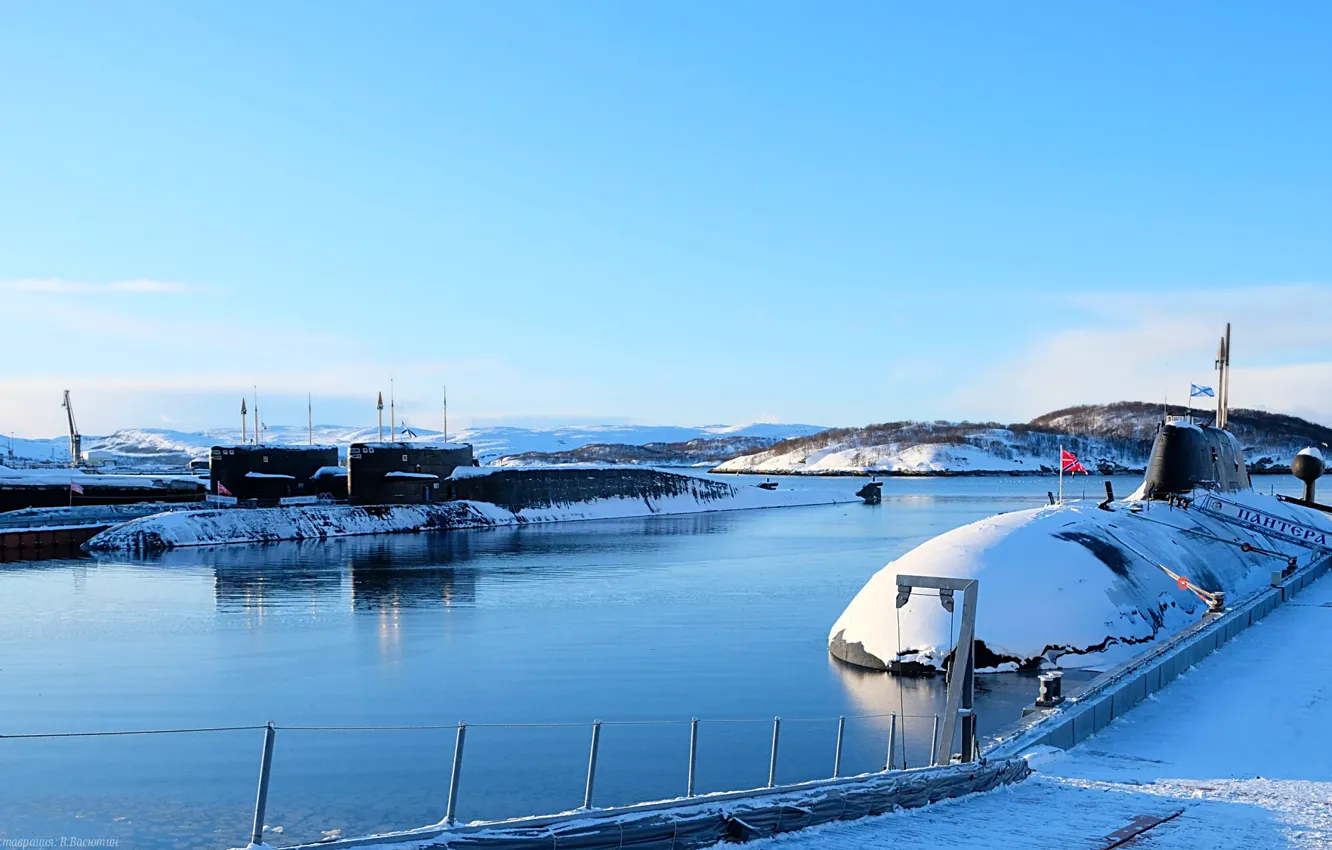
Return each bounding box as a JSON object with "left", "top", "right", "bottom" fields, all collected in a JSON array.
[{"left": 0, "top": 523, "right": 107, "bottom": 560}]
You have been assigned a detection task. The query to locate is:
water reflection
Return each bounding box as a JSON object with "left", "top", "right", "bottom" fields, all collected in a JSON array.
[
  {"left": 214, "top": 568, "right": 343, "bottom": 613},
  {"left": 828, "top": 652, "right": 1098, "bottom": 758},
  {"left": 135, "top": 513, "right": 761, "bottom": 615}
]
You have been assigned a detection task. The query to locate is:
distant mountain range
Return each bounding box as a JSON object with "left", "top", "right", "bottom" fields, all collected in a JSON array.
[
  {"left": 6, "top": 404, "right": 1327, "bottom": 476},
  {"left": 2, "top": 422, "right": 826, "bottom": 470},
  {"left": 714, "top": 402, "right": 1332, "bottom": 476}
]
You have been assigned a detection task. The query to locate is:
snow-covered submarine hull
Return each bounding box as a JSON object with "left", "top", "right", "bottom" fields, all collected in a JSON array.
[{"left": 829, "top": 423, "right": 1332, "bottom": 672}]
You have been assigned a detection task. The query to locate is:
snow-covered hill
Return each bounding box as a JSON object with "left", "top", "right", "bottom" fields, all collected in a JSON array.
[
  {"left": 2, "top": 435, "right": 74, "bottom": 464},
  {"left": 3, "top": 423, "right": 825, "bottom": 469},
  {"left": 715, "top": 403, "right": 1332, "bottom": 476},
  {"left": 714, "top": 425, "right": 1131, "bottom": 475}
]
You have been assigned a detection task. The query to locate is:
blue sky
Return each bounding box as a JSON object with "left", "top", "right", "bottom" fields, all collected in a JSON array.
[{"left": 3, "top": 2, "right": 1330, "bottom": 435}]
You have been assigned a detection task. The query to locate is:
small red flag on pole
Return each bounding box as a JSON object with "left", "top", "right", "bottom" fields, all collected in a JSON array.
[{"left": 1060, "top": 449, "right": 1087, "bottom": 474}]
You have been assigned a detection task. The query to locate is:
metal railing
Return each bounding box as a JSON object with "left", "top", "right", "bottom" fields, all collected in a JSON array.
[{"left": 2, "top": 708, "right": 976, "bottom": 845}]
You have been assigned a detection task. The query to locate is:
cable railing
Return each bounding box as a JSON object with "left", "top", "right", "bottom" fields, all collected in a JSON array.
[{"left": 2, "top": 709, "right": 976, "bottom": 847}]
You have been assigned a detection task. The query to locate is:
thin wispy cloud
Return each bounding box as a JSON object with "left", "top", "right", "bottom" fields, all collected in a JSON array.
[
  {"left": 947, "top": 283, "right": 1332, "bottom": 426},
  {"left": 7, "top": 278, "right": 199, "bottom": 294}
]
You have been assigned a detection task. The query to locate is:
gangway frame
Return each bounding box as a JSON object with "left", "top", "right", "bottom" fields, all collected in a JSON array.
[{"left": 896, "top": 574, "right": 978, "bottom": 765}]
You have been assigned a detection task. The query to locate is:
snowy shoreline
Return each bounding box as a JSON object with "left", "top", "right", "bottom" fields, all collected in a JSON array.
[
  {"left": 711, "top": 468, "right": 1106, "bottom": 477},
  {"left": 85, "top": 483, "right": 858, "bottom": 551},
  {"left": 710, "top": 466, "right": 1298, "bottom": 477}
]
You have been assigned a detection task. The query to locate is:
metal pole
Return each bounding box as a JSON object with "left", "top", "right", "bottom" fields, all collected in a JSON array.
[
  {"left": 961, "top": 705, "right": 976, "bottom": 762},
  {"left": 929, "top": 714, "right": 940, "bottom": 766},
  {"left": 900, "top": 715, "right": 908, "bottom": 770},
  {"left": 249, "top": 723, "right": 276, "bottom": 847},
  {"left": 445, "top": 722, "right": 466, "bottom": 825},
  {"left": 767, "top": 717, "right": 781, "bottom": 788},
  {"left": 900, "top": 719, "right": 911, "bottom": 772},
  {"left": 1058, "top": 444, "right": 1064, "bottom": 504},
  {"left": 582, "top": 720, "right": 601, "bottom": 809},
  {"left": 885, "top": 714, "right": 897, "bottom": 771},
  {"left": 832, "top": 715, "right": 845, "bottom": 778},
  {"left": 686, "top": 718, "right": 699, "bottom": 797},
  {"left": 961, "top": 656, "right": 976, "bottom": 761}
]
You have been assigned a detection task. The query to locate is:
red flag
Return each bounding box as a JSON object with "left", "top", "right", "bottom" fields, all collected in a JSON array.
[
  {"left": 69, "top": 480, "right": 85, "bottom": 495},
  {"left": 1060, "top": 449, "right": 1088, "bottom": 474},
  {"left": 217, "top": 481, "right": 232, "bottom": 496}
]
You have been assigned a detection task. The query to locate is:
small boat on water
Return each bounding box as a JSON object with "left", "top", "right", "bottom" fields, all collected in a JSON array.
[{"left": 829, "top": 328, "right": 1332, "bottom": 673}]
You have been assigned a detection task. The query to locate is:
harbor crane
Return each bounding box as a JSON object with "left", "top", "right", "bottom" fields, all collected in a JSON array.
[{"left": 62, "top": 390, "right": 83, "bottom": 467}]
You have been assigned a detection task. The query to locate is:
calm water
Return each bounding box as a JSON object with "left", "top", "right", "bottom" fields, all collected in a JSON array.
[{"left": 1, "top": 474, "right": 1170, "bottom": 848}]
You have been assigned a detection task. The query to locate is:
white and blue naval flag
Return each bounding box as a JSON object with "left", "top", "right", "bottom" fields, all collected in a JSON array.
[{"left": 1190, "top": 384, "right": 1215, "bottom": 398}]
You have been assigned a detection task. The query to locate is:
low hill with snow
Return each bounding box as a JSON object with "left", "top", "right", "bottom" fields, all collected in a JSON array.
[
  {"left": 491, "top": 435, "right": 787, "bottom": 468},
  {"left": 714, "top": 403, "right": 1332, "bottom": 476}
]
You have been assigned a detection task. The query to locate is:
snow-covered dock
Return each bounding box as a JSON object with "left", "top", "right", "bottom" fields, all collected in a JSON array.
[{"left": 744, "top": 571, "right": 1332, "bottom": 849}]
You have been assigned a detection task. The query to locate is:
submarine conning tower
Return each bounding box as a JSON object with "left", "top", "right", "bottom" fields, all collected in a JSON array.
[{"left": 1141, "top": 421, "right": 1250, "bottom": 498}]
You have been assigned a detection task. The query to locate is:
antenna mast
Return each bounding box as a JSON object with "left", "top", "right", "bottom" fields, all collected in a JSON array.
[
  {"left": 390, "top": 379, "right": 396, "bottom": 441},
  {"left": 377, "top": 392, "right": 384, "bottom": 442},
  {"left": 1214, "top": 327, "right": 1232, "bottom": 430},
  {"left": 241, "top": 398, "right": 248, "bottom": 444},
  {"left": 1222, "top": 322, "right": 1232, "bottom": 430},
  {"left": 308, "top": 393, "right": 313, "bottom": 445}
]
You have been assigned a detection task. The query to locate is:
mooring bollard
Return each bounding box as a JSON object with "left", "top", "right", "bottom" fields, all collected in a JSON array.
[
  {"left": 249, "top": 722, "right": 277, "bottom": 847},
  {"left": 929, "top": 714, "right": 940, "bottom": 766},
  {"left": 582, "top": 720, "right": 602, "bottom": 809},
  {"left": 767, "top": 717, "right": 781, "bottom": 788},
  {"left": 445, "top": 722, "right": 466, "bottom": 825},
  {"left": 686, "top": 718, "right": 699, "bottom": 798},
  {"left": 885, "top": 714, "right": 897, "bottom": 771},
  {"left": 1036, "top": 671, "right": 1064, "bottom": 707},
  {"left": 832, "top": 715, "right": 845, "bottom": 778}
]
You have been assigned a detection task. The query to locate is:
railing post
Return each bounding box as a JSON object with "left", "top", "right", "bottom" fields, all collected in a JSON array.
[
  {"left": 767, "top": 717, "right": 781, "bottom": 788},
  {"left": 582, "top": 720, "right": 602, "bottom": 809},
  {"left": 885, "top": 714, "right": 897, "bottom": 771},
  {"left": 832, "top": 715, "right": 845, "bottom": 778},
  {"left": 929, "top": 714, "right": 940, "bottom": 766},
  {"left": 686, "top": 718, "right": 699, "bottom": 798},
  {"left": 900, "top": 716, "right": 908, "bottom": 770},
  {"left": 249, "top": 722, "right": 276, "bottom": 847},
  {"left": 445, "top": 722, "right": 466, "bottom": 825}
]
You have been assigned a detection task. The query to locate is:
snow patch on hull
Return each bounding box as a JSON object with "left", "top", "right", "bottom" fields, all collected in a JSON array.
[
  {"left": 829, "top": 490, "right": 1332, "bottom": 672},
  {"left": 84, "top": 501, "right": 502, "bottom": 550}
]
